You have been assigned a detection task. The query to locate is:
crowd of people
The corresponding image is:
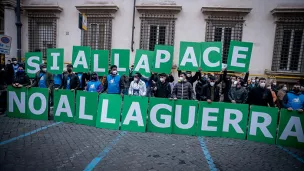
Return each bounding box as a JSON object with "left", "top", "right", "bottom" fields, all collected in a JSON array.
[{"left": 1, "top": 58, "right": 304, "bottom": 117}]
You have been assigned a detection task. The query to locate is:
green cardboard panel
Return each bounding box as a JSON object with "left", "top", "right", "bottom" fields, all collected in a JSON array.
[
  {"left": 178, "top": 42, "right": 200, "bottom": 72},
  {"left": 7, "top": 86, "right": 28, "bottom": 119},
  {"left": 247, "top": 105, "right": 278, "bottom": 144},
  {"left": 47, "top": 48, "right": 64, "bottom": 74},
  {"left": 27, "top": 87, "right": 49, "bottom": 120},
  {"left": 121, "top": 95, "right": 148, "bottom": 132},
  {"left": 54, "top": 89, "right": 75, "bottom": 123},
  {"left": 148, "top": 97, "right": 174, "bottom": 134},
  {"left": 72, "top": 46, "right": 91, "bottom": 72},
  {"left": 277, "top": 109, "right": 304, "bottom": 149},
  {"left": 75, "top": 91, "right": 98, "bottom": 126},
  {"left": 173, "top": 99, "right": 198, "bottom": 136},
  {"left": 96, "top": 94, "right": 122, "bottom": 130}
]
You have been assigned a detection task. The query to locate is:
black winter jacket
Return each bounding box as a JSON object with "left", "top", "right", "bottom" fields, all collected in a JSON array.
[
  {"left": 248, "top": 86, "right": 274, "bottom": 107},
  {"left": 62, "top": 73, "right": 80, "bottom": 90},
  {"left": 201, "top": 84, "right": 220, "bottom": 102}
]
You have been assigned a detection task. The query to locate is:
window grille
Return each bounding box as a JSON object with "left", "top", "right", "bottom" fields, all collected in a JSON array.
[
  {"left": 205, "top": 16, "right": 244, "bottom": 64},
  {"left": 81, "top": 13, "right": 112, "bottom": 63},
  {"left": 28, "top": 13, "right": 57, "bottom": 58},
  {"left": 272, "top": 17, "right": 304, "bottom": 73},
  {"left": 139, "top": 13, "right": 176, "bottom": 51}
]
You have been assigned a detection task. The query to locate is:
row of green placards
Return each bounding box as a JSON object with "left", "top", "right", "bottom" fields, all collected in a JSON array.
[
  {"left": 25, "top": 41, "right": 253, "bottom": 78},
  {"left": 7, "top": 86, "right": 303, "bottom": 149}
]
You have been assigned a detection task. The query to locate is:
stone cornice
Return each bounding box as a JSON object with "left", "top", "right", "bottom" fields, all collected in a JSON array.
[
  {"left": 75, "top": 4, "right": 119, "bottom": 13},
  {"left": 22, "top": 5, "right": 63, "bottom": 12},
  {"left": 271, "top": 7, "right": 304, "bottom": 15},
  {"left": 136, "top": 5, "right": 182, "bottom": 13},
  {"left": 201, "top": 7, "right": 252, "bottom": 15}
]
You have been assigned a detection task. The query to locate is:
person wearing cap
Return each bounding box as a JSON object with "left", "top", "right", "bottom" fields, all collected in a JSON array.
[
  {"left": 12, "top": 64, "right": 30, "bottom": 88},
  {"left": 247, "top": 78, "right": 274, "bottom": 107},
  {"left": 283, "top": 83, "right": 304, "bottom": 112},
  {"left": 28, "top": 63, "right": 53, "bottom": 91},
  {"left": 60, "top": 64, "right": 80, "bottom": 91},
  {"left": 85, "top": 72, "right": 102, "bottom": 93},
  {"left": 228, "top": 81, "right": 248, "bottom": 104},
  {"left": 153, "top": 73, "right": 171, "bottom": 98},
  {"left": 172, "top": 72, "right": 195, "bottom": 100},
  {"left": 102, "top": 65, "right": 124, "bottom": 95},
  {"left": 129, "top": 72, "right": 146, "bottom": 96},
  {"left": 200, "top": 75, "right": 221, "bottom": 102}
]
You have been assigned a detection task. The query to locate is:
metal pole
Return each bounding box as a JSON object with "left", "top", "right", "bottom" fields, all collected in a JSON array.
[
  {"left": 130, "top": 0, "right": 136, "bottom": 52},
  {"left": 15, "top": 0, "right": 22, "bottom": 62}
]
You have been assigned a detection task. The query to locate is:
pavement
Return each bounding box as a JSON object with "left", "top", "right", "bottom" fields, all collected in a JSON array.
[{"left": 1, "top": 115, "right": 304, "bottom": 171}]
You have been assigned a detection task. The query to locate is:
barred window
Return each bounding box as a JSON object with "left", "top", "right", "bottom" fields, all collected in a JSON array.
[
  {"left": 139, "top": 13, "right": 176, "bottom": 51},
  {"left": 81, "top": 14, "right": 112, "bottom": 56},
  {"left": 272, "top": 19, "right": 304, "bottom": 72},
  {"left": 28, "top": 13, "right": 57, "bottom": 58},
  {"left": 205, "top": 16, "right": 243, "bottom": 64}
]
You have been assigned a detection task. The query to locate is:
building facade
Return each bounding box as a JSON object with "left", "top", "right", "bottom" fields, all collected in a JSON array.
[{"left": 1, "top": 0, "right": 304, "bottom": 82}]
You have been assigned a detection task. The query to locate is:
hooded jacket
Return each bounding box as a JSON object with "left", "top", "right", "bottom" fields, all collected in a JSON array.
[
  {"left": 13, "top": 71, "right": 30, "bottom": 86},
  {"left": 172, "top": 80, "right": 195, "bottom": 100},
  {"left": 129, "top": 79, "right": 147, "bottom": 96},
  {"left": 228, "top": 87, "right": 248, "bottom": 104}
]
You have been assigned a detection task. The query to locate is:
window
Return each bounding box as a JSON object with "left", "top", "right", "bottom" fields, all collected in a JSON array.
[
  {"left": 139, "top": 13, "right": 176, "bottom": 51},
  {"left": 272, "top": 21, "right": 304, "bottom": 72},
  {"left": 28, "top": 13, "right": 57, "bottom": 58},
  {"left": 205, "top": 16, "right": 243, "bottom": 64},
  {"left": 81, "top": 14, "right": 112, "bottom": 51}
]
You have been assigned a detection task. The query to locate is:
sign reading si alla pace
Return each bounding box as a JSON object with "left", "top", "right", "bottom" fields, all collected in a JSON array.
[
  {"left": 7, "top": 87, "right": 304, "bottom": 149},
  {"left": 25, "top": 41, "right": 253, "bottom": 77}
]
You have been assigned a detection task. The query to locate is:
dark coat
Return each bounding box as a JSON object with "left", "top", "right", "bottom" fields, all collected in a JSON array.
[
  {"left": 201, "top": 84, "right": 220, "bottom": 102},
  {"left": 195, "top": 78, "right": 207, "bottom": 101},
  {"left": 31, "top": 71, "right": 54, "bottom": 89},
  {"left": 223, "top": 70, "right": 249, "bottom": 102},
  {"left": 248, "top": 86, "right": 274, "bottom": 107},
  {"left": 228, "top": 87, "right": 248, "bottom": 104},
  {"left": 62, "top": 73, "right": 80, "bottom": 90},
  {"left": 154, "top": 81, "right": 172, "bottom": 98},
  {"left": 13, "top": 72, "right": 31, "bottom": 86}
]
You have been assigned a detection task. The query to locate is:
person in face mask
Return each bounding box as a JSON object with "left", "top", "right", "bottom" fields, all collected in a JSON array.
[
  {"left": 222, "top": 68, "right": 247, "bottom": 102},
  {"left": 247, "top": 78, "right": 274, "bottom": 107},
  {"left": 60, "top": 64, "right": 80, "bottom": 91},
  {"left": 28, "top": 63, "right": 53, "bottom": 92},
  {"left": 6, "top": 58, "right": 19, "bottom": 85},
  {"left": 283, "top": 84, "right": 304, "bottom": 112},
  {"left": 85, "top": 72, "right": 102, "bottom": 93},
  {"left": 153, "top": 73, "right": 171, "bottom": 98},
  {"left": 102, "top": 65, "right": 124, "bottom": 96},
  {"left": 201, "top": 76, "right": 220, "bottom": 103},
  {"left": 228, "top": 81, "right": 248, "bottom": 104},
  {"left": 129, "top": 72, "right": 146, "bottom": 96},
  {"left": 177, "top": 68, "right": 202, "bottom": 86},
  {"left": 266, "top": 83, "right": 277, "bottom": 104},
  {"left": 195, "top": 74, "right": 208, "bottom": 101},
  {"left": 12, "top": 64, "right": 30, "bottom": 87},
  {"left": 248, "top": 78, "right": 256, "bottom": 91},
  {"left": 276, "top": 84, "right": 287, "bottom": 109},
  {"left": 172, "top": 73, "right": 195, "bottom": 100},
  {"left": 271, "top": 80, "right": 278, "bottom": 94}
]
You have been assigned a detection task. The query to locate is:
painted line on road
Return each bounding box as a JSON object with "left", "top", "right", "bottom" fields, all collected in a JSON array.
[
  {"left": 0, "top": 122, "right": 62, "bottom": 146},
  {"left": 83, "top": 131, "right": 127, "bottom": 171},
  {"left": 198, "top": 137, "right": 217, "bottom": 171},
  {"left": 277, "top": 145, "right": 304, "bottom": 164}
]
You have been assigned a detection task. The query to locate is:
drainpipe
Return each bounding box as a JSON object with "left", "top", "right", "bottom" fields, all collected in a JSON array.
[
  {"left": 15, "top": 0, "right": 22, "bottom": 62},
  {"left": 131, "top": 0, "right": 136, "bottom": 52}
]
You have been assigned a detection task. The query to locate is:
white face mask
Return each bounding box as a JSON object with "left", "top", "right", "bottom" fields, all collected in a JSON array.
[
  {"left": 134, "top": 78, "right": 138, "bottom": 82},
  {"left": 160, "top": 78, "right": 165, "bottom": 82},
  {"left": 42, "top": 68, "right": 47, "bottom": 72},
  {"left": 283, "top": 87, "right": 287, "bottom": 91},
  {"left": 112, "top": 70, "right": 117, "bottom": 75},
  {"left": 260, "top": 83, "right": 266, "bottom": 88},
  {"left": 210, "top": 82, "right": 215, "bottom": 87},
  {"left": 273, "top": 83, "right": 277, "bottom": 86},
  {"left": 187, "top": 74, "right": 191, "bottom": 77},
  {"left": 13, "top": 61, "right": 17, "bottom": 64},
  {"left": 267, "top": 87, "right": 271, "bottom": 90},
  {"left": 251, "top": 80, "right": 255, "bottom": 83},
  {"left": 179, "top": 77, "right": 184, "bottom": 81}
]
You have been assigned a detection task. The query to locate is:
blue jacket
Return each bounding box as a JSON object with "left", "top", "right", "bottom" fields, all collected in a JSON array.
[
  {"left": 283, "top": 91, "right": 304, "bottom": 110},
  {"left": 86, "top": 80, "right": 102, "bottom": 93},
  {"left": 53, "top": 74, "right": 63, "bottom": 87}
]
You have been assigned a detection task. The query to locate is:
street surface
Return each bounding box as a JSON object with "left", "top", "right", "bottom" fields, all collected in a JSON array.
[{"left": 0, "top": 115, "right": 304, "bottom": 171}]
